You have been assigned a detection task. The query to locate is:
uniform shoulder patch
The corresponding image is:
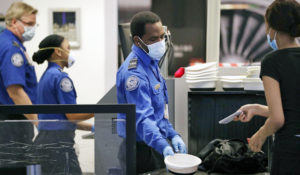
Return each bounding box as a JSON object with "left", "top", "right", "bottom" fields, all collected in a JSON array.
[
  {"left": 60, "top": 77, "right": 74, "bottom": 93},
  {"left": 11, "top": 53, "right": 24, "bottom": 67},
  {"left": 126, "top": 75, "right": 140, "bottom": 91},
  {"left": 128, "top": 58, "right": 138, "bottom": 70}
]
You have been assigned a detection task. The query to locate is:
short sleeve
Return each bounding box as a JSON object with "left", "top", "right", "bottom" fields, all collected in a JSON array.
[
  {"left": 260, "top": 55, "right": 281, "bottom": 82},
  {"left": 0, "top": 47, "right": 26, "bottom": 88},
  {"left": 56, "top": 76, "right": 77, "bottom": 104}
]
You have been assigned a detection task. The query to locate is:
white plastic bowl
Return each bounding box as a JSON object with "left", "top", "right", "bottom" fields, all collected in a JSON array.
[
  {"left": 219, "top": 76, "right": 246, "bottom": 80},
  {"left": 247, "top": 69, "right": 260, "bottom": 77},
  {"left": 185, "top": 67, "right": 218, "bottom": 75},
  {"left": 185, "top": 62, "right": 217, "bottom": 72},
  {"left": 247, "top": 66, "right": 261, "bottom": 71},
  {"left": 186, "top": 79, "right": 217, "bottom": 89},
  {"left": 186, "top": 75, "right": 218, "bottom": 81},
  {"left": 185, "top": 71, "right": 218, "bottom": 79},
  {"left": 164, "top": 154, "right": 202, "bottom": 174},
  {"left": 221, "top": 80, "right": 243, "bottom": 89},
  {"left": 243, "top": 78, "right": 264, "bottom": 91},
  {"left": 244, "top": 78, "right": 262, "bottom": 82}
]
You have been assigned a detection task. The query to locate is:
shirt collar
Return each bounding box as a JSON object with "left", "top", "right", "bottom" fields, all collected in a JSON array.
[
  {"left": 48, "top": 62, "right": 62, "bottom": 69},
  {"left": 3, "top": 29, "right": 25, "bottom": 50},
  {"left": 4, "top": 29, "right": 23, "bottom": 43},
  {"left": 132, "top": 44, "right": 153, "bottom": 66}
]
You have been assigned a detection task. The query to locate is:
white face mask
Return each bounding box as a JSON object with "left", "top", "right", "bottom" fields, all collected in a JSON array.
[
  {"left": 147, "top": 40, "right": 166, "bottom": 61},
  {"left": 22, "top": 26, "right": 36, "bottom": 41},
  {"left": 138, "top": 37, "right": 166, "bottom": 61},
  {"left": 17, "top": 20, "right": 36, "bottom": 41},
  {"left": 67, "top": 52, "right": 75, "bottom": 68}
]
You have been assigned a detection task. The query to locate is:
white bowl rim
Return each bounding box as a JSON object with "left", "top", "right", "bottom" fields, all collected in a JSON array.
[
  {"left": 186, "top": 79, "right": 218, "bottom": 83},
  {"left": 164, "top": 153, "right": 202, "bottom": 169},
  {"left": 185, "top": 68, "right": 218, "bottom": 74},
  {"left": 185, "top": 62, "right": 218, "bottom": 71}
]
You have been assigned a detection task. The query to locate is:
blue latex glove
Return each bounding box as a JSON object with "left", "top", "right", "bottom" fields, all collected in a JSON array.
[
  {"left": 163, "top": 146, "right": 174, "bottom": 157},
  {"left": 171, "top": 135, "right": 187, "bottom": 153},
  {"left": 91, "top": 125, "right": 95, "bottom": 132}
]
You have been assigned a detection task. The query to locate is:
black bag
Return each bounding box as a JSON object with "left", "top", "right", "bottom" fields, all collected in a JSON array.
[{"left": 197, "top": 139, "right": 267, "bottom": 174}]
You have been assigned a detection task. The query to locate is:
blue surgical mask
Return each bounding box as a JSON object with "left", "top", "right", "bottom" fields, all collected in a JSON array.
[{"left": 267, "top": 31, "right": 278, "bottom": 50}]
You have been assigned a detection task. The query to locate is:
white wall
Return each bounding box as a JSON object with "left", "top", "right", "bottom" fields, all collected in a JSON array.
[
  {"left": 206, "top": 0, "right": 221, "bottom": 63},
  {"left": 22, "top": 0, "right": 118, "bottom": 173},
  {"left": 103, "top": 0, "right": 118, "bottom": 92},
  {"left": 23, "top": 0, "right": 106, "bottom": 104},
  {"left": 0, "top": 0, "right": 19, "bottom": 15}
]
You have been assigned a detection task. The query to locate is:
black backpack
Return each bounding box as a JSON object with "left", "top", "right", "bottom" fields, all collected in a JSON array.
[{"left": 197, "top": 139, "right": 267, "bottom": 174}]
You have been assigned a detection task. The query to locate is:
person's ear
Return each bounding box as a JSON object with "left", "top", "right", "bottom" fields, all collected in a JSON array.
[
  {"left": 11, "top": 18, "right": 18, "bottom": 26},
  {"left": 54, "top": 48, "right": 62, "bottom": 57}
]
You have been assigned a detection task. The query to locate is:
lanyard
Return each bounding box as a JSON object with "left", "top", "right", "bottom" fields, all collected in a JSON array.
[
  {"left": 149, "top": 63, "right": 169, "bottom": 103},
  {"left": 13, "top": 41, "right": 33, "bottom": 65},
  {"left": 150, "top": 63, "right": 161, "bottom": 82}
]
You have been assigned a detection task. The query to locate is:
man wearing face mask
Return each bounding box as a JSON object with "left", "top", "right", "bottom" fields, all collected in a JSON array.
[
  {"left": 0, "top": 2, "right": 38, "bottom": 169},
  {"left": 117, "top": 11, "right": 187, "bottom": 173}
]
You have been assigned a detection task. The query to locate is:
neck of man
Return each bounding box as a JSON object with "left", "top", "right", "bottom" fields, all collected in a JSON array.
[{"left": 6, "top": 26, "right": 24, "bottom": 43}]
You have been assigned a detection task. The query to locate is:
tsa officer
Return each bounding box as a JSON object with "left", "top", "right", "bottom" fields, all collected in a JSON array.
[
  {"left": 0, "top": 2, "right": 38, "bottom": 168},
  {"left": 32, "top": 34, "right": 94, "bottom": 175},
  {"left": 117, "top": 11, "right": 187, "bottom": 173}
]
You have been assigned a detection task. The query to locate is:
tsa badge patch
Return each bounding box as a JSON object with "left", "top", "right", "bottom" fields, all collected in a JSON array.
[
  {"left": 11, "top": 53, "right": 24, "bottom": 67},
  {"left": 60, "top": 77, "right": 73, "bottom": 93},
  {"left": 126, "top": 75, "right": 140, "bottom": 91}
]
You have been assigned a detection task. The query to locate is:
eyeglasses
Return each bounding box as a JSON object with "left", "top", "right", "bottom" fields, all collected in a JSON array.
[{"left": 18, "top": 19, "right": 39, "bottom": 28}]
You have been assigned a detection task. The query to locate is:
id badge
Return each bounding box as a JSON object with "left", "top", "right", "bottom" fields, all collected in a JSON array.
[{"left": 164, "top": 104, "right": 169, "bottom": 119}]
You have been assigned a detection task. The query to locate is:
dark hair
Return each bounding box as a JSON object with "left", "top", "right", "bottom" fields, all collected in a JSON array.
[
  {"left": 130, "top": 11, "right": 161, "bottom": 38},
  {"left": 32, "top": 34, "right": 64, "bottom": 64},
  {"left": 265, "top": 0, "right": 300, "bottom": 37}
]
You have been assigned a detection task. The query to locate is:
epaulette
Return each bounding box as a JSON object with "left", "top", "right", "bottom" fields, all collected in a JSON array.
[
  {"left": 12, "top": 41, "right": 20, "bottom": 48},
  {"left": 128, "top": 58, "right": 138, "bottom": 70}
]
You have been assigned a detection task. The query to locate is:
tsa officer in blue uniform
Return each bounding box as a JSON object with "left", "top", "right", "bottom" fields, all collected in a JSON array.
[
  {"left": 117, "top": 11, "right": 187, "bottom": 173},
  {"left": 0, "top": 2, "right": 38, "bottom": 168},
  {"left": 31, "top": 34, "right": 94, "bottom": 175}
]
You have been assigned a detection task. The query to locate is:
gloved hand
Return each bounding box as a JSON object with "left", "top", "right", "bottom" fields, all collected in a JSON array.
[
  {"left": 171, "top": 135, "right": 187, "bottom": 153},
  {"left": 91, "top": 125, "right": 95, "bottom": 132},
  {"left": 163, "top": 146, "right": 174, "bottom": 157}
]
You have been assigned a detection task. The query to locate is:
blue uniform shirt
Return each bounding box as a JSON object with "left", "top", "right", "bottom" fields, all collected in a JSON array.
[
  {"left": 0, "top": 29, "right": 37, "bottom": 104},
  {"left": 116, "top": 44, "right": 178, "bottom": 154},
  {"left": 37, "top": 62, "right": 77, "bottom": 131}
]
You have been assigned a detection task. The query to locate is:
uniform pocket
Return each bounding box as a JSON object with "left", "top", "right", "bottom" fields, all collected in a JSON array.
[{"left": 151, "top": 83, "right": 162, "bottom": 95}]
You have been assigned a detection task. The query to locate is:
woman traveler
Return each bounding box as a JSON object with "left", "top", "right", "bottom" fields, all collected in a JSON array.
[{"left": 235, "top": 0, "right": 300, "bottom": 174}]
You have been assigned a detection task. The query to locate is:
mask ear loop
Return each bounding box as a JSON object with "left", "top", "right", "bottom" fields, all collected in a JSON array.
[
  {"left": 137, "top": 36, "right": 149, "bottom": 53},
  {"left": 268, "top": 29, "right": 277, "bottom": 41},
  {"left": 273, "top": 32, "right": 277, "bottom": 41},
  {"left": 39, "top": 47, "right": 68, "bottom": 64}
]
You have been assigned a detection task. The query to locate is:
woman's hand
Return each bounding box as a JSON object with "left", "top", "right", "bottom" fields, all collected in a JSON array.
[
  {"left": 234, "top": 104, "right": 259, "bottom": 122},
  {"left": 249, "top": 128, "right": 267, "bottom": 152}
]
